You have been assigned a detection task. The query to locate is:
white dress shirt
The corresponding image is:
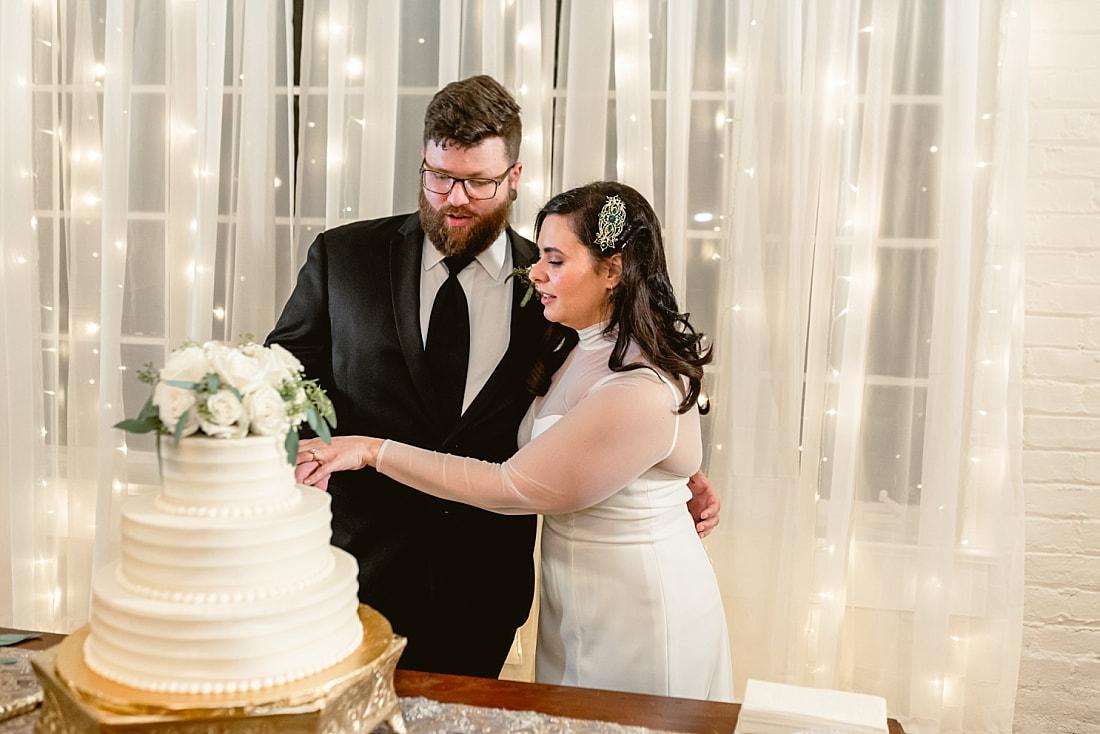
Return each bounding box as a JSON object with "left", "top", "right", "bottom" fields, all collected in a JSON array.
[{"left": 420, "top": 231, "right": 514, "bottom": 413}]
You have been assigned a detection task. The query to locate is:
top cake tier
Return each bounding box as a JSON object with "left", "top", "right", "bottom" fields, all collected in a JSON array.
[{"left": 158, "top": 435, "right": 297, "bottom": 516}]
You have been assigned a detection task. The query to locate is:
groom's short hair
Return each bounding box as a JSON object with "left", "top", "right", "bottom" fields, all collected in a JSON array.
[{"left": 423, "top": 75, "right": 522, "bottom": 163}]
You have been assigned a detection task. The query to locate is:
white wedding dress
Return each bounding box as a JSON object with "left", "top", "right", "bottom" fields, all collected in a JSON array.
[{"left": 377, "top": 323, "right": 733, "bottom": 701}]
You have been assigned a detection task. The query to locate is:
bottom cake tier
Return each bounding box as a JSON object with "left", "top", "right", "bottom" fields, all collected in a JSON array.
[
  {"left": 84, "top": 548, "right": 363, "bottom": 694},
  {"left": 33, "top": 604, "right": 407, "bottom": 733}
]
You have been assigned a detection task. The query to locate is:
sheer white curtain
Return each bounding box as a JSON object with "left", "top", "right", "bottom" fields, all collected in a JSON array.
[
  {"left": 684, "top": 2, "right": 1027, "bottom": 733},
  {"left": 0, "top": 0, "right": 294, "bottom": 632}
]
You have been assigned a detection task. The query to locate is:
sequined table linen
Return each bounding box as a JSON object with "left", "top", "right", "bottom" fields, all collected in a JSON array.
[{"left": 6, "top": 695, "right": 680, "bottom": 734}]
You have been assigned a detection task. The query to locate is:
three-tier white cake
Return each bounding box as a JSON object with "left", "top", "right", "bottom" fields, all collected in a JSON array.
[{"left": 83, "top": 434, "right": 363, "bottom": 695}]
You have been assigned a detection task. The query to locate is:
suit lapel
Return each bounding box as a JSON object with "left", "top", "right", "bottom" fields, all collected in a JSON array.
[{"left": 390, "top": 214, "right": 439, "bottom": 415}]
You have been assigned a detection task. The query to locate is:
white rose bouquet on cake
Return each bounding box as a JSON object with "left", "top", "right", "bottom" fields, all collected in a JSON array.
[{"left": 115, "top": 336, "right": 336, "bottom": 463}]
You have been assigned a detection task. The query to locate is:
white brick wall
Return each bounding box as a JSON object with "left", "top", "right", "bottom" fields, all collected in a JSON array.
[{"left": 1018, "top": 2, "right": 1100, "bottom": 732}]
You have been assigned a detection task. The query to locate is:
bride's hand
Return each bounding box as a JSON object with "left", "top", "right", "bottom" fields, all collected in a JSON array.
[{"left": 295, "top": 436, "right": 385, "bottom": 487}]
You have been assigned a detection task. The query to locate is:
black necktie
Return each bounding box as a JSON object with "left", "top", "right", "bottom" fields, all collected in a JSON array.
[{"left": 426, "top": 255, "right": 475, "bottom": 426}]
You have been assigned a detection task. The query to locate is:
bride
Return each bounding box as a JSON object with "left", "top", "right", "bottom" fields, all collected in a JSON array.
[{"left": 298, "top": 181, "right": 734, "bottom": 702}]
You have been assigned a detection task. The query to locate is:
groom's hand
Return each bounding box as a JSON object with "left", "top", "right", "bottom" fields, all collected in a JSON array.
[
  {"left": 294, "top": 458, "right": 330, "bottom": 490},
  {"left": 687, "top": 470, "right": 720, "bottom": 539}
]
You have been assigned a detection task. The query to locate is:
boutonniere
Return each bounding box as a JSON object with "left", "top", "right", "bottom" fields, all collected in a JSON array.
[{"left": 507, "top": 265, "right": 538, "bottom": 307}]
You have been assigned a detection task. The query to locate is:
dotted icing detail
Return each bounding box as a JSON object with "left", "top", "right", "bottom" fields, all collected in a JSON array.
[
  {"left": 153, "top": 489, "right": 301, "bottom": 518},
  {"left": 114, "top": 553, "right": 335, "bottom": 604}
]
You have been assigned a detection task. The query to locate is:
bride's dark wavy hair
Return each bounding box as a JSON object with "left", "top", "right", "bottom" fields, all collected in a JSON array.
[{"left": 530, "top": 181, "right": 712, "bottom": 414}]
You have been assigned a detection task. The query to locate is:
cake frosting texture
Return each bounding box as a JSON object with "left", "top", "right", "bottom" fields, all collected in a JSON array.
[{"left": 84, "top": 435, "right": 363, "bottom": 694}]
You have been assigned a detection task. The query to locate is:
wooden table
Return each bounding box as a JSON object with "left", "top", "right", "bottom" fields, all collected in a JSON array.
[{"left": 3, "top": 627, "right": 905, "bottom": 733}]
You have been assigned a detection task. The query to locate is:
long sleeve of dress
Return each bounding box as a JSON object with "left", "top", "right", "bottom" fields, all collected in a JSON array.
[{"left": 376, "top": 369, "right": 693, "bottom": 515}]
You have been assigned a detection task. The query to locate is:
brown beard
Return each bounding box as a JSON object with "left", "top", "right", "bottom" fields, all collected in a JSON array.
[{"left": 418, "top": 187, "right": 513, "bottom": 259}]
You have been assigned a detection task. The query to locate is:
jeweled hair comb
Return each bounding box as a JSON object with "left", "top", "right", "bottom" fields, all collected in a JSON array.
[{"left": 595, "top": 195, "right": 627, "bottom": 252}]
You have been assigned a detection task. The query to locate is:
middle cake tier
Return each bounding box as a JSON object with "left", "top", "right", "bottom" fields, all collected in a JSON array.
[{"left": 118, "top": 486, "right": 333, "bottom": 602}]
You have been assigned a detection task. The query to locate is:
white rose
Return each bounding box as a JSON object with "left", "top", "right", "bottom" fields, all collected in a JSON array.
[
  {"left": 201, "top": 341, "right": 233, "bottom": 376},
  {"left": 267, "top": 343, "right": 303, "bottom": 377},
  {"left": 153, "top": 382, "right": 199, "bottom": 437},
  {"left": 160, "top": 345, "right": 210, "bottom": 384},
  {"left": 206, "top": 342, "right": 268, "bottom": 393},
  {"left": 242, "top": 344, "right": 287, "bottom": 387},
  {"left": 200, "top": 389, "right": 248, "bottom": 438},
  {"left": 244, "top": 384, "right": 290, "bottom": 436}
]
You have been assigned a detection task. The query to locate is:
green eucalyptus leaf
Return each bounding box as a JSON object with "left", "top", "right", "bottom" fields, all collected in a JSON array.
[
  {"left": 173, "top": 410, "right": 190, "bottom": 444},
  {"left": 306, "top": 405, "right": 334, "bottom": 444},
  {"left": 164, "top": 379, "right": 200, "bottom": 390},
  {"left": 317, "top": 416, "right": 332, "bottom": 443},
  {"left": 285, "top": 430, "right": 299, "bottom": 466},
  {"left": 137, "top": 398, "right": 160, "bottom": 422},
  {"left": 114, "top": 418, "right": 158, "bottom": 434}
]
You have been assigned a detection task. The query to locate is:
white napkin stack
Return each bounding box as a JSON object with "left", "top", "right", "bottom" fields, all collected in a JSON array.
[{"left": 734, "top": 679, "right": 889, "bottom": 734}]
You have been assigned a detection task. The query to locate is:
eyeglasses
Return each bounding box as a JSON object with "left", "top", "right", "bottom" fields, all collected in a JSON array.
[{"left": 419, "top": 161, "right": 516, "bottom": 200}]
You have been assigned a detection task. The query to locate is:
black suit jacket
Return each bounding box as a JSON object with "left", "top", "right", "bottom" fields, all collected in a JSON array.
[{"left": 267, "top": 213, "right": 547, "bottom": 673}]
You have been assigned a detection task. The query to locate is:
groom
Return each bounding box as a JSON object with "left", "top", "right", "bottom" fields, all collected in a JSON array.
[{"left": 267, "top": 75, "right": 718, "bottom": 678}]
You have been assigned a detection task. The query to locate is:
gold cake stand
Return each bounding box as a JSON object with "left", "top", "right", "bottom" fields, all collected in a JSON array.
[{"left": 30, "top": 604, "right": 407, "bottom": 733}]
